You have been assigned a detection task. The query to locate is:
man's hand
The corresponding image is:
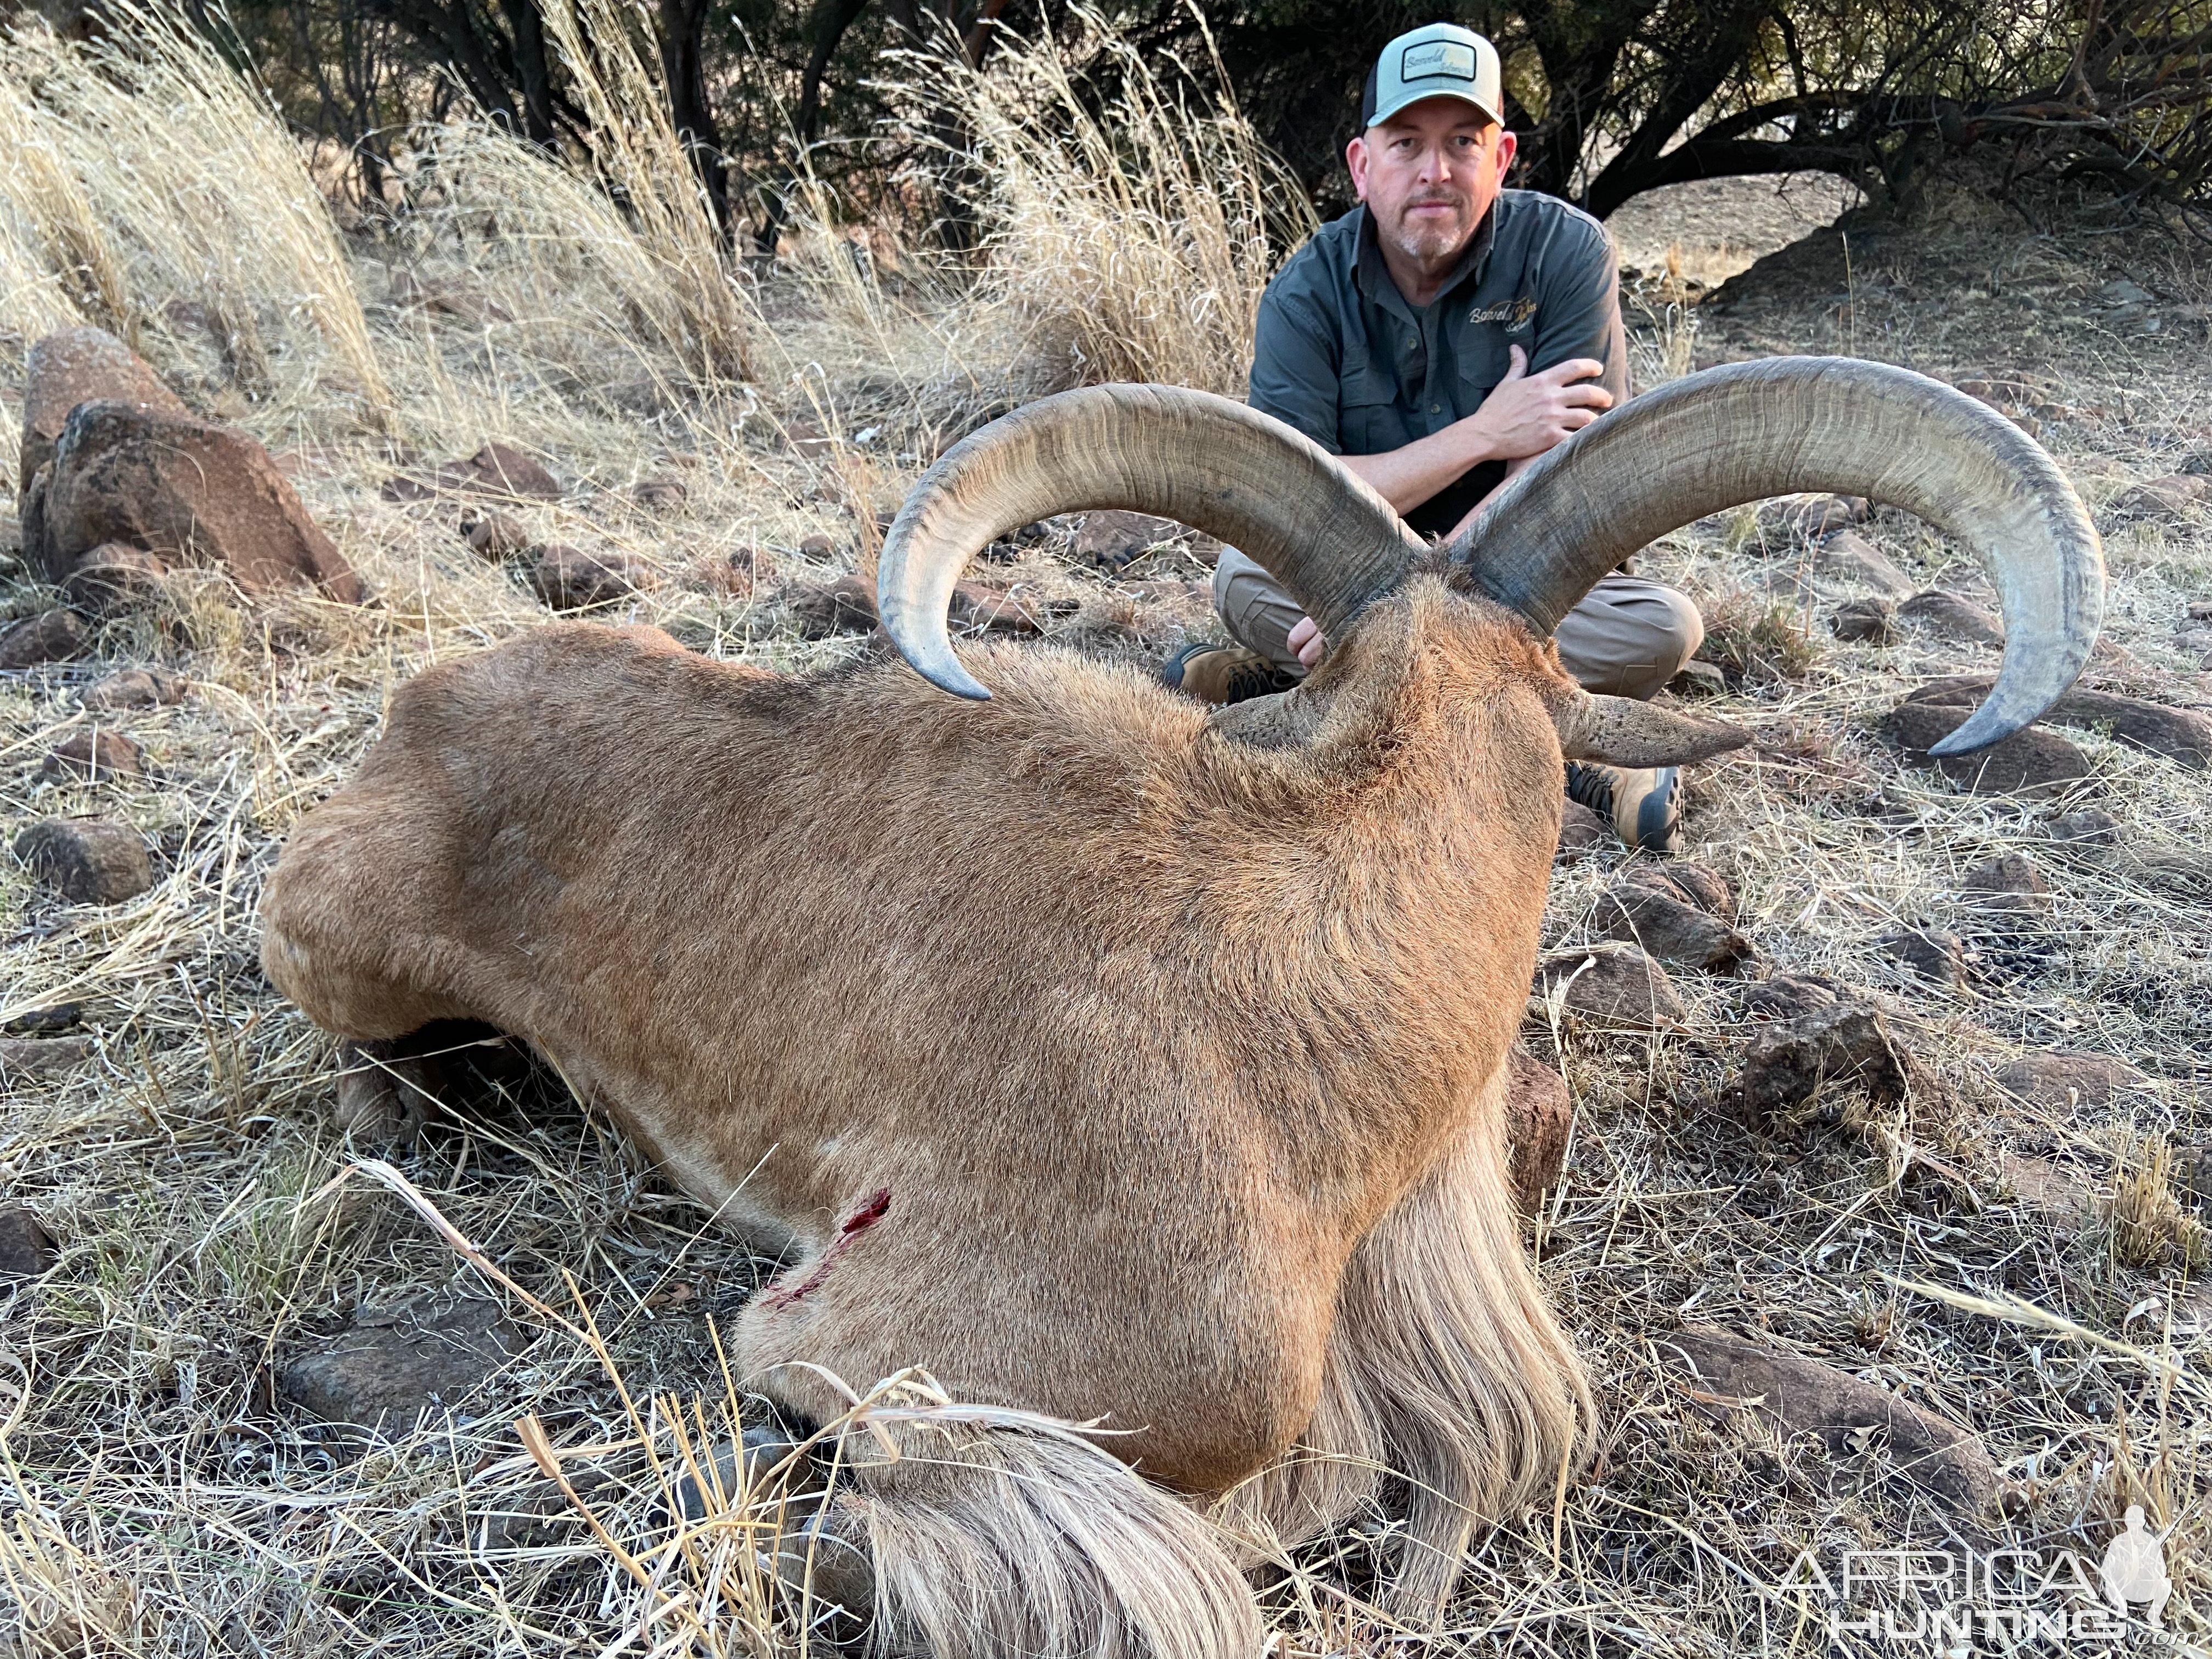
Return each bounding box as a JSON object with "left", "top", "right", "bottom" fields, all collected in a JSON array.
[
  {"left": 1464, "top": 345, "right": 1612, "bottom": 460},
  {"left": 1287, "top": 614, "right": 1327, "bottom": 668}
]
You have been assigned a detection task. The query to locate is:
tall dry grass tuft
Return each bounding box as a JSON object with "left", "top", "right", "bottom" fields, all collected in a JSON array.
[
  {"left": 904, "top": 7, "right": 1312, "bottom": 398},
  {"left": 0, "top": 5, "right": 388, "bottom": 415},
  {"left": 537, "top": 0, "right": 752, "bottom": 382}
]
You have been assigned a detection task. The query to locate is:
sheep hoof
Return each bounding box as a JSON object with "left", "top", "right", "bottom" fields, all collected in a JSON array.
[{"left": 332, "top": 1040, "right": 435, "bottom": 1145}]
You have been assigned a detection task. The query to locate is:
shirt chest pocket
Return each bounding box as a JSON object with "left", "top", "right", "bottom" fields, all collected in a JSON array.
[
  {"left": 1455, "top": 329, "right": 1516, "bottom": 410},
  {"left": 1338, "top": 351, "right": 1406, "bottom": 456}
]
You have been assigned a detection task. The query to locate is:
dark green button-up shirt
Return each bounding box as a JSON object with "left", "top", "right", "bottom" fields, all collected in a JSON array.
[{"left": 1249, "top": 191, "right": 1627, "bottom": 538}]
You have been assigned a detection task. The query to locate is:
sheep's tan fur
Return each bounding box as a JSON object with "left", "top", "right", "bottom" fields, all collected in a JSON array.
[{"left": 262, "top": 571, "right": 1690, "bottom": 1652}]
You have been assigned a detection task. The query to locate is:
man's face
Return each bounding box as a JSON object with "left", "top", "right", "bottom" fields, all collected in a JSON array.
[{"left": 1347, "top": 100, "right": 1517, "bottom": 270}]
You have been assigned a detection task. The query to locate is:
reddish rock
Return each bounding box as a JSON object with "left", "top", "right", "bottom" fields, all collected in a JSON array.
[
  {"left": 1533, "top": 943, "right": 1686, "bottom": 1029},
  {"left": 1724, "top": 1000, "right": 1914, "bottom": 1118},
  {"left": 1556, "top": 799, "right": 1607, "bottom": 859},
  {"left": 1504, "top": 1048, "right": 1572, "bottom": 1215},
  {"left": 1878, "top": 927, "right": 1967, "bottom": 989},
  {"left": 1737, "top": 973, "right": 1842, "bottom": 1019},
  {"left": 1594, "top": 876, "right": 1753, "bottom": 970},
  {"left": 2106, "top": 473, "right": 2210, "bottom": 522},
  {"left": 2044, "top": 808, "right": 2121, "bottom": 846},
  {"left": 42, "top": 729, "right": 145, "bottom": 781},
  {"left": 13, "top": 817, "right": 153, "bottom": 904},
  {"left": 279, "top": 1297, "right": 523, "bottom": 1428},
  {"left": 1884, "top": 700, "right": 2090, "bottom": 796},
  {"left": 80, "top": 667, "right": 187, "bottom": 710},
  {"left": 529, "top": 545, "right": 644, "bottom": 610},
  {"left": 0, "top": 1036, "right": 95, "bottom": 1082},
  {"left": 0, "top": 608, "right": 85, "bottom": 669},
  {"left": 1960, "top": 851, "right": 2053, "bottom": 921},
  {"left": 1666, "top": 1326, "right": 2003, "bottom": 1515},
  {"left": 460, "top": 508, "right": 529, "bottom": 560},
  {"left": 798, "top": 532, "right": 839, "bottom": 561},
  {"left": 1908, "top": 675, "right": 2212, "bottom": 770},
  {"left": 1899, "top": 589, "right": 2005, "bottom": 646},
  {"left": 1830, "top": 596, "right": 1898, "bottom": 643},
  {"left": 683, "top": 545, "right": 777, "bottom": 597},
  {"left": 629, "top": 475, "right": 690, "bottom": 512},
  {"left": 0, "top": 1207, "right": 58, "bottom": 1278},
  {"left": 785, "top": 575, "right": 1040, "bottom": 640},
  {"left": 59, "top": 542, "right": 168, "bottom": 607},
  {"left": 19, "top": 326, "right": 188, "bottom": 497},
  {"left": 32, "top": 402, "right": 363, "bottom": 601},
  {"left": 1075, "top": 510, "right": 1180, "bottom": 569},
  {"left": 1994, "top": 1051, "right": 2146, "bottom": 1109},
  {"left": 383, "top": 442, "right": 560, "bottom": 503}
]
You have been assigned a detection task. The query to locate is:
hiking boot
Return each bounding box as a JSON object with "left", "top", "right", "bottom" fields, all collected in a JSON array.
[
  {"left": 1161, "top": 642, "right": 1300, "bottom": 706},
  {"left": 1565, "top": 760, "right": 1682, "bottom": 854}
]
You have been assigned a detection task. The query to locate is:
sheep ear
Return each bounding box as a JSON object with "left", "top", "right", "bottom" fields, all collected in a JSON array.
[{"left": 1554, "top": 692, "right": 1750, "bottom": 766}]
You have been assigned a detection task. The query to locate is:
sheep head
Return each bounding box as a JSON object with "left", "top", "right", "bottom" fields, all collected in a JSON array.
[{"left": 877, "top": 365, "right": 2103, "bottom": 768}]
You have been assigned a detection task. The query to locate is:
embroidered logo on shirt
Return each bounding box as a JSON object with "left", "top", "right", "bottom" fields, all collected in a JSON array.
[{"left": 1469, "top": 295, "right": 1538, "bottom": 333}]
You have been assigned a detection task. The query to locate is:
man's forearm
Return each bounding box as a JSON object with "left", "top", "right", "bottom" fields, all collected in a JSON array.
[{"left": 1339, "top": 421, "right": 1498, "bottom": 515}]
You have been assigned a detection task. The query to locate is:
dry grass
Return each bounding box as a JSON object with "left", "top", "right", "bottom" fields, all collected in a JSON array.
[{"left": 3, "top": 15, "right": 2210, "bottom": 1657}]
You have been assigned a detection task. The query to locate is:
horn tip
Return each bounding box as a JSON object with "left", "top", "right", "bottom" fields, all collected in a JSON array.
[{"left": 916, "top": 658, "right": 993, "bottom": 702}]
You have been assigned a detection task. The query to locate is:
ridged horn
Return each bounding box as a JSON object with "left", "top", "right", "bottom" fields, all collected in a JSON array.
[
  {"left": 878, "top": 384, "right": 1424, "bottom": 700},
  {"left": 1442, "top": 357, "right": 2104, "bottom": 755}
]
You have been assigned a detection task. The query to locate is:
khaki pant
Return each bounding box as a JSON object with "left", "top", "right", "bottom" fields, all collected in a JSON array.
[{"left": 1212, "top": 548, "right": 1704, "bottom": 702}]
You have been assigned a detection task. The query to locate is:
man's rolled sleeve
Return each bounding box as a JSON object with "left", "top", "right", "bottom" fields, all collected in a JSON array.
[
  {"left": 1527, "top": 217, "right": 1629, "bottom": 405},
  {"left": 1248, "top": 276, "right": 1345, "bottom": 454}
]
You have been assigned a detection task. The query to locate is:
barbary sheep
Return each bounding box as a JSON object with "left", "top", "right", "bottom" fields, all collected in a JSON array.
[{"left": 260, "top": 357, "right": 2102, "bottom": 1656}]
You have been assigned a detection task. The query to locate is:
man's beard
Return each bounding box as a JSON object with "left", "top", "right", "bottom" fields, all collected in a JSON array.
[{"left": 1387, "top": 197, "right": 1474, "bottom": 266}]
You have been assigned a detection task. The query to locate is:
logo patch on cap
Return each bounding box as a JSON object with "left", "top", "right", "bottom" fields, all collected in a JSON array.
[{"left": 1402, "top": 41, "right": 1477, "bottom": 82}]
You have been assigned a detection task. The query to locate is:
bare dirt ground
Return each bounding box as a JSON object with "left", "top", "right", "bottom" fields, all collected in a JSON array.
[{"left": 3, "top": 160, "right": 2209, "bottom": 1654}]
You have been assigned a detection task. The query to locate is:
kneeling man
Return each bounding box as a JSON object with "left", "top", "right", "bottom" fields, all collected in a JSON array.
[{"left": 1166, "top": 22, "right": 1705, "bottom": 851}]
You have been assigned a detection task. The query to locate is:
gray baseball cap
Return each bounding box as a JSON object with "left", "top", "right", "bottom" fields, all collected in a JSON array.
[{"left": 1361, "top": 23, "right": 1504, "bottom": 129}]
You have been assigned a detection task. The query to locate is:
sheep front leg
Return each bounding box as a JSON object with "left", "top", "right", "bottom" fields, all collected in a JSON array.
[{"left": 332, "top": 1038, "right": 441, "bottom": 1145}]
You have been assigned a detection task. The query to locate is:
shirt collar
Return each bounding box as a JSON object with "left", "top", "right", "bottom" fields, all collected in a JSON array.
[{"left": 1355, "top": 199, "right": 1499, "bottom": 314}]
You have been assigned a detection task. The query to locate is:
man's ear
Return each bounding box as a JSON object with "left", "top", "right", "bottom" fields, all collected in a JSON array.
[
  {"left": 1346, "top": 133, "right": 1370, "bottom": 200},
  {"left": 1553, "top": 690, "right": 1749, "bottom": 766}
]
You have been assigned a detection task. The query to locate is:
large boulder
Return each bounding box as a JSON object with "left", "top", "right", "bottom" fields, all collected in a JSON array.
[
  {"left": 27, "top": 400, "right": 363, "bottom": 602},
  {"left": 18, "top": 326, "right": 188, "bottom": 499}
]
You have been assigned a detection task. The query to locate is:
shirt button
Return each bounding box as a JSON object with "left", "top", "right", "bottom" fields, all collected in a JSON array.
[{"left": 1429, "top": 404, "right": 1441, "bottom": 414}]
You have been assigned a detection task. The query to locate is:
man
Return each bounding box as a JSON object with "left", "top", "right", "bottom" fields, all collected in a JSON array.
[{"left": 1163, "top": 21, "right": 1705, "bottom": 851}]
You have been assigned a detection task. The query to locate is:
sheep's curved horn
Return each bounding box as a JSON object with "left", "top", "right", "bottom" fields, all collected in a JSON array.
[
  {"left": 1443, "top": 357, "right": 2104, "bottom": 755},
  {"left": 879, "top": 384, "right": 1423, "bottom": 700}
]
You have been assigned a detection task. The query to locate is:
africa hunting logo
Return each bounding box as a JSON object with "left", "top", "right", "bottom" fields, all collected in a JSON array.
[
  {"left": 1468, "top": 295, "right": 1538, "bottom": 334},
  {"left": 1781, "top": 1508, "right": 2180, "bottom": 1649}
]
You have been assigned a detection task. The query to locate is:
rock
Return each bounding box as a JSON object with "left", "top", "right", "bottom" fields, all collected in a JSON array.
[
  {"left": 1912, "top": 675, "right": 2212, "bottom": 770},
  {"left": 682, "top": 545, "right": 777, "bottom": 597},
  {"left": 785, "top": 422, "right": 836, "bottom": 459},
  {"left": 278, "top": 1297, "right": 523, "bottom": 1429},
  {"left": 383, "top": 443, "right": 560, "bottom": 503},
  {"left": 1667, "top": 659, "right": 1727, "bottom": 697},
  {"left": 1725, "top": 1000, "right": 1912, "bottom": 1117},
  {"left": 5, "top": 1002, "right": 83, "bottom": 1035},
  {"left": 41, "top": 729, "right": 145, "bottom": 782},
  {"left": 1877, "top": 927, "right": 1967, "bottom": 989},
  {"left": 786, "top": 574, "right": 878, "bottom": 638},
  {"left": 1765, "top": 494, "right": 1868, "bottom": 541},
  {"left": 0, "top": 1035, "right": 96, "bottom": 1081},
  {"left": 2107, "top": 473, "right": 2210, "bottom": 522},
  {"left": 1074, "top": 510, "right": 1179, "bottom": 569},
  {"left": 1652, "top": 860, "right": 1735, "bottom": 920},
  {"left": 1666, "top": 1325, "right": 2002, "bottom": 1516},
  {"left": 1959, "top": 851, "right": 2053, "bottom": 921},
  {"left": 0, "top": 1207, "right": 58, "bottom": 1278},
  {"left": 1899, "top": 589, "right": 2005, "bottom": 647},
  {"left": 32, "top": 402, "right": 364, "bottom": 601},
  {"left": 2044, "top": 808, "right": 2121, "bottom": 846},
  {"left": 629, "top": 475, "right": 690, "bottom": 513},
  {"left": 1829, "top": 596, "right": 1898, "bottom": 643},
  {"left": 786, "top": 575, "right": 1039, "bottom": 640},
  {"left": 460, "top": 508, "right": 529, "bottom": 560},
  {"left": 19, "top": 325, "right": 189, "bottom": 497},
  {"left": 1999, "top": 1152, "right": 2097, "bottom": 1218},
  {"left": 0, "top": 608, "right": 85, "bottom": 669},
  {"left": 798, "top": 533, "right": 839, "bottom": 561},
  {"left": 1994, "top": 1051, "right": 2146, "bottom": 1109},
  {"left": 1533, "top": 944, "right": 1686, "bottom": 1029},
  {"left": 1883, "top": 701, "right": 2090, "bottom": 795},
  {"left": 949, "top": 582, "right": 1042, "bottom": 636},
  {"left": 60, "top": 543, "right": 168, "bottom": 607},
  {"left": 528, "top": 545, "right": 642, "bottom": 610},
  {"left": 12, "top": 817, "right": 154, "bottom": 904},
  {"left": 1812, "top": 529, "right": 1914, "bottom": 597},
  {"left": 1556, "top": 799, "right": 1608, "bottom": 858},
  {"left": 1596, "top": 871, "right": 1751, "bottom": 970},
  {"left": 2190, "top": 599, "right": 2212, "bottom": 622},
  {"left": 1736, "top": 973, "right": 1840, "bottom": 1019},
  {"left": 81, "top": 667, "right": 187, "bottom": 710},
  {"left": 1504, "top": 1048, "right": 1572, "bottom": 1216}
]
